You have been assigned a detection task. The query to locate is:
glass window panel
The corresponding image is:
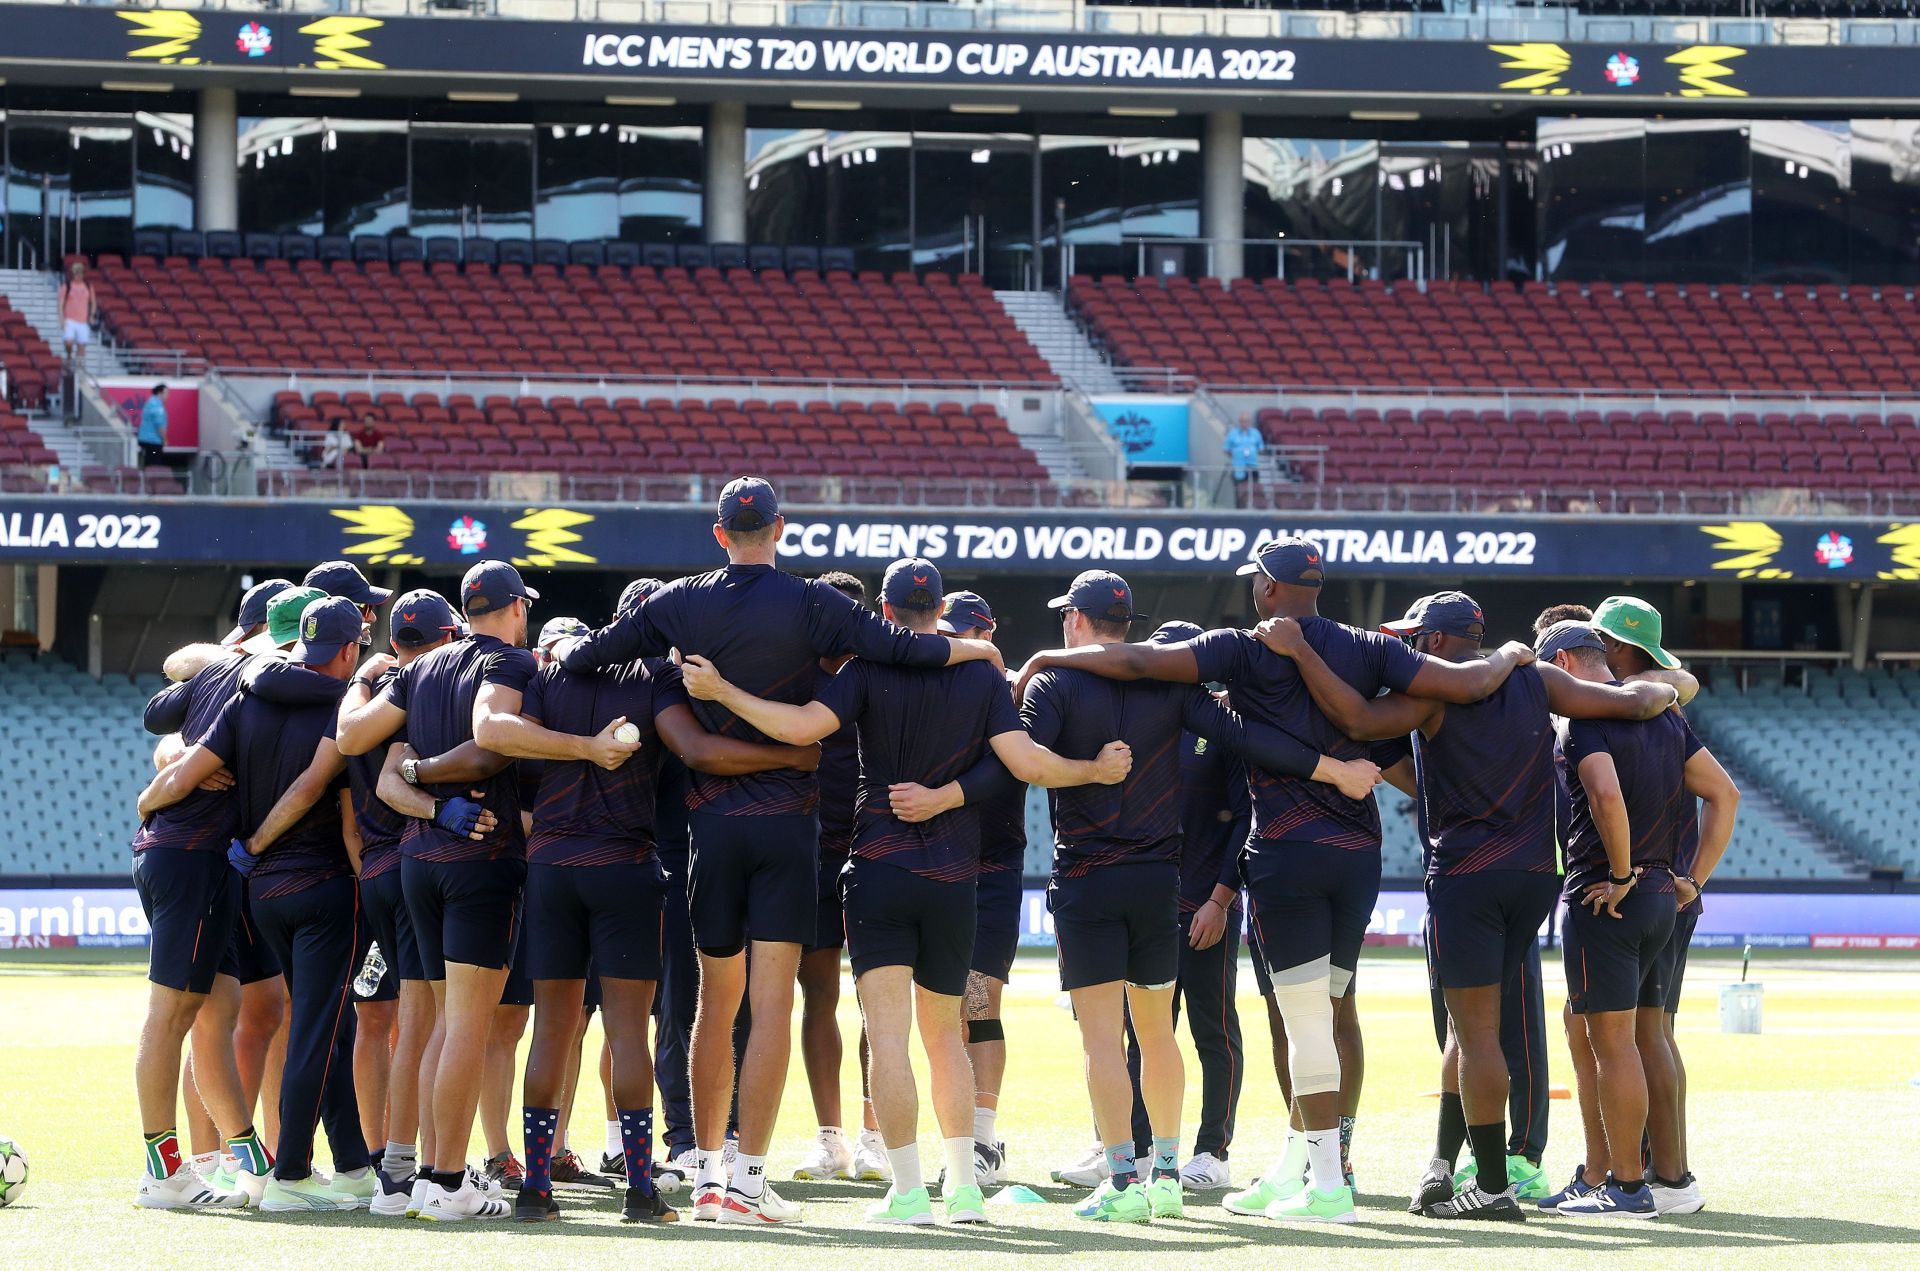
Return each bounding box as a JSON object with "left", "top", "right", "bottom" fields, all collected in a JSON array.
[
  {"left": 134, "top": 112, "right": 194, "bottom": 233},
  {"left": 239, "top": 117, "right": 323, "bottom": 237},
  {"left": 617, "top": 124, "right": 702, "bottom": 243},
  {"left": 6, "top": 118, "right": 70, "bottom": 267},
  {"left": 912, "top": 134, "right": 1035, "bottom": 288},
  {"left": 1643, "top": 120, "right": 1749, "bottom": 283},
  {"left": 745, "top": 127, "right": 908, "bottom": 267},
  {"left": 69, "top": 121, "right": 133, "bottom": 258},
  {"left": 1537, "top": 117, "right": 1644, "bottom": 281},
  {"left": 325, "top": 120, "right": 407, "bottom": 238},
  {"left": 1849, "top": 119, "right": 1920, "bottom": 285},
  {"left": 538, "top": 123, "right": 618, "bottom": 243},
  {"left": 1040, "top": 135, "right": 1124, "bottom": 276},
  {"left": 1751, "top": 120, "right": 1849, "bottom": 285},
  {"left": 1242, "top": 137, "right": 1377, "bottom": 279}
]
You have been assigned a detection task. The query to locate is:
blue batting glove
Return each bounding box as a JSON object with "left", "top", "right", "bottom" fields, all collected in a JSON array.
[
  {"left": 433, "top": 796, "right": 485, "bottom": 837},
  {"left": 227, "top": 839, "right": 257, "bottom": 877}
]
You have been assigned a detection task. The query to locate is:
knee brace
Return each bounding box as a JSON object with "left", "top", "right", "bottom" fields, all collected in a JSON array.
[
  {"left": 1329, "top": 964, "right": 1355, "bottom": 999},
  {"left": 966, "top": 1018, "right": 1004, "bottom": 1044},
  {"left": 1269, "top": 963, "right": 1340, "bottom": 1098}
]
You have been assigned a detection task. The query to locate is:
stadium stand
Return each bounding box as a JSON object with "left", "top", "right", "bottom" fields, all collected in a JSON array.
[
  {"left": 1687, "top": 665, "right": 1920, "bottom": 878},
  {"left": 88, "top": 256, "right": 1056, "bottom": 384},
  {"left": 0, "top": 298, "right": 60, "bottom": 414},
  {"left": 1249, "top": 405, "right": 1918, "bottom": 500},
  {"left": 1070, "top": 275, "right": 1920, "bottom": 394},
  {"left": 0, "top": 650, "right": 166, "bottom": 877}
]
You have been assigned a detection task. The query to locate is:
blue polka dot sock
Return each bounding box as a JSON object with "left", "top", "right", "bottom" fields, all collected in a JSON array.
[
  {"left": 619, "top": 1107, "right": 655, "bottom": 1196},
  {"left": 523, "top": 1106, "right": 559, "bottom": 1194}
]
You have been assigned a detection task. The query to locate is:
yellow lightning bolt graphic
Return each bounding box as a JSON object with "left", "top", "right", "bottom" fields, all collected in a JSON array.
[
  {"left": 330, "top": 504, "right": 424, "bottom": 566},
  {"left": 513, "top": 508, "right": 598, "bottom": 568},
  {"left": 1668, "top": 46, "right": 1748, "bottom": 98},
  {"left": 1701, "top": 521, "right": 1791, "bottom": 579},
  {"left": 301, "top": 16, "right": 386, "bottom": 71},
  {"left": 1488, "top": 44, "right": 1571, "bottom": 95},
  {"left": 118, "top": 10, "right": 202, "bottom": 65},
  {"left": 1877, "top": 523, "right": 1920, "bottom": 581}
]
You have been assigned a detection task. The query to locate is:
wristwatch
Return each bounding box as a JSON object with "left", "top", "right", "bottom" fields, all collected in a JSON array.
[
  {"left": 350, "top": 676, "right": 377, "bottom": 691},
  {"left": 401, "top": 757, "right": 422, "bottom": 786}
]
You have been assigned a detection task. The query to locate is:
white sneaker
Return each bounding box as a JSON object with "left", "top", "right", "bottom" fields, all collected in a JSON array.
[
  {"left": 690, "top": 1182, "right": 727, "bottom": 1222},
  {"left": 188, "top": 1150, "right": 220, "bottom": 1175},
  {"left": 850, "top": 1130, "right": 891, "bottom": 1182},
  {"left": 793, "top": 1129, "right": 853, "bottom": 1180},
  {"left": 976, "top": 1140, "right": 1009, "bottom": 1187},
  {"left": 405, "top": 1176, "right": 431, "bottom": 1218},
  {"left": 464, "top": 1163, "right": 504, "bottom": 1201},
  {"left": 135, "top": 1164, "right": 248, "bottom": 1210},
  {"left": 656, "top": 1147, "right": 695, "bottom": 1196},
  {"left": 369, "top": 1169, "right": 415, "bottom": 1217},
  {"left": 717, "top": 1182, "right": 802, "bottom": 1225},
  {"left": 416, "top": 1178, "right": 512, "bottom": 1221},
  {"left": 1650, "top": 1173, "right": 1705, "bottom": 1216},
  {"left": 1052, "top": 1143, "right": 1107, "bottom": 1189},
  {"left": 1179, "top": 1152, "right": 1232, "bottom": 1190}
]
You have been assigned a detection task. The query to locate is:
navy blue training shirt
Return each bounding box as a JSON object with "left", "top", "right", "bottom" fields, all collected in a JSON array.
[
  {"left": 560, "top": 564, "right": 949, "bottom": 817},
  {"left": 383, "top": 633, "right": 538, "bottom": 863},
  {"left": 1188, "top": 620, "right": 1429, "bottom": 855},
  {"left": 343, "top": 665, "right": 407, "bottom": 881},
  {"left": 1561, "top": 696, "right": 1702, "bottom": 898},
  {"left": 1177, "top": 733, "right": 1251, "bottom": 912},
  {"left": 814, "top": 663, "right": 861, "bottom": 870},
  {"left": 1022, "top": 668, "right": 1320, "bottom": 879},
  {"left": 1414, "top": 663, "right": 1557, "bottom": 878},
  {"left": 200, "top": 678, "right": 351, "bottom": 899},
  {"left": 815, "top": 658, "right": 1023, "bottom": 883}
]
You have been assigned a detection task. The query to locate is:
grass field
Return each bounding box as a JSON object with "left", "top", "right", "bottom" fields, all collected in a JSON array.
[{"left": 4, "top": 946, "right": 1917, "bottom": 1268}]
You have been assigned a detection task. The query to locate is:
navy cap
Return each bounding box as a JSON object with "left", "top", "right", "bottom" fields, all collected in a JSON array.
[
  {"left": 537, "top": 616, "right": 588, "bottom": 652},
  {"left": 937, "top": 590, "right": 995, "bottom": 635},
  {"left": 618, "top": 577, "right": 666, "bottom": 618},
  {"left": 290, "top": 595, "right": 367, "bottom": 665},
  {"left": 461, "top": 560, "right": 540, "bottom": 616},
  {"left": 1236, "top": 536, "right": 1325, "bottom": 587},
  {"left": 1536, "top": 619, "right": 1606, "bottom": 661},
  {"left": 1047, "top": 570, "right": 1146, "bottom": 624},
  {"left": 303, "top": 560, "right": 393, "bottom": 607},
  {"left": 390, "top": 589, "right": 460, "bottom": 648},
  {"left": 881, "top": 558, "right": 943, "bottom": 612},
  {"left": 717, "top": 476, "right": 779, "bottom": 532},
  {"left": 1149, "top": 619, "right": 1204, "bottom": 647},
  {"left": 223, "top": 577, "right": 293, "bottom": 644},
  {"left": 1382, "top": 590, "right": 1486, "bottom": 641}
]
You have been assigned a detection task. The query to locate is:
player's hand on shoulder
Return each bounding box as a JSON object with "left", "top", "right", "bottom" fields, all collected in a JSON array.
[
  {"left": 1093, "top": 740, "right": 1133, "bottom": 784},
  {"left": 589, "top": 716, "right": 643, "bottom": 770},
  {"left": 1497, "top": 640, "right": 1536, "bottom": 666},
  {"left": 358, "top": 651, "right": 398, "bottom": 681},
  {"left": 1253, "top": 616, "right": 1305, "bottom": 658},
  {"left": 1331, "top": 758, "right": 1381, "bottom": 801},
  {"left": 678, "top": 653, "right": 727, "bottom": 700}
]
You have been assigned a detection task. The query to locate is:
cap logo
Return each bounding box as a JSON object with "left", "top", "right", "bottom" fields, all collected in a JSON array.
[
  {"left": 1111, "top": 587, "right": 1126, "bottom": 599},
  {"left": 467, "top": 580, "right": 481, "bottom": 592},
  {"left": 304, "top": 615, "right": 319, "bottom": 637},
  {"left": 913, "top": 573, "right": 929, "bottom": 584},
  {"left": 738, "top": 494, "right": 754, "bottom": 505},
  {"left": 1622, "top": 616, "right": 1641, "bottom": 628},
  {"left": 402, "top": 611, "right": 416, "bottom": 622},
  {"left": 1305, "top": 553, "right": 1320, "bottom": 564}
]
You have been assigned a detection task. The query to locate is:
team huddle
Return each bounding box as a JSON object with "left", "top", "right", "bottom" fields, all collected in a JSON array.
[{"left": 126, "top": 474, "right": 1738, "bottom": 1229}]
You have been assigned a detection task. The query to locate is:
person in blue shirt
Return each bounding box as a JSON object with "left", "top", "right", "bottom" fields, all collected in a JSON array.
[
  {"left": 1224, "top": 414, "right": 1263, "bottom": 507},
  {"left": 138, "top": 383, "right": 169, "bottom": 469}
]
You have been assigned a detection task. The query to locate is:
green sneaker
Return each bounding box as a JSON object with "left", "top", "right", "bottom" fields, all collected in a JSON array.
[
  {"left": 1452, "top": 1159, "right": 1478, "bottom": 1191},
  {"left": 1266, "top": 1184, "right": 1357, "bottom": 1224},
  {"left": 1147, "top": 1176, "right": 1185, "bottom": 1219},
  {"left": 328, "top": 1167, "right": 375, "bottom": 1210},
  {"left": 1508, "top": 1157, "right": 1549, "bottom": 1201},
  {"left": 868, "top": 1186, "right": 935, "bottom": 1226},
  {"left": 943, "top": 1183, "right": 988, "bottom": 1225},
  {"left": 1224, "top": 1172, "right": 1304, "bottom": 1216},
  {"left": 260, "top": 1174, "right": 355, "bottom": 1213},
  {"left": 1075, "top": 1180, "right": 1151, "bottom": 1224}
]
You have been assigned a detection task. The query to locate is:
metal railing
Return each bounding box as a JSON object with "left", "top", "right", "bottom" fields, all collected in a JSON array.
[
  {"left": 1118, "top": 237, "right": 1429, "bottom": 286},
  {"left": 25, "top": 0, "right": 1916, "bottom": 47},
  {"left": 215, "top": 365, "right": 1062, "bottom": 401},
  {"left": 1203, "top": 382, "right": 1920, "bottom": 416}
]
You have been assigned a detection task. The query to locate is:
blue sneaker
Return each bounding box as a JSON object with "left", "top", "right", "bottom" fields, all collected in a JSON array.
[
  {"left": 1554, "top": 1177, "right": 1657, "bottom": 1220},
  {"left": 1538, "top": 1167, "right": 1600, "bottom": 1211}
]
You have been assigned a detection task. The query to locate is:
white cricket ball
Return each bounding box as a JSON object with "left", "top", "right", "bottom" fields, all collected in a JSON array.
[{"left": 614, "top": 723, "right": 641, "bottom": 744}]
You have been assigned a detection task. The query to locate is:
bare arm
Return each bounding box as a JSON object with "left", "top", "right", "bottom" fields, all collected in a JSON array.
[
  {"left": 1379, "top": 755, "right": 1418, "bottom": 798},
  {"left": 243, "top": 738, "right": 347, "bottom": 856},
  {"left": 409, "top": 739, "right": 515, "bottom": 786},
  {"left": 163, "top": 644, "right": 230, "bottom": 684},
  {"left": 340, "top": 788, "right": 364, "bottom": 874},
  {"left": 1012, "top": 642, "right": 1199, "bottom": 702},
  {"left": 1680, "top": 746, "right": 1740, "bottom": 900},
  {"left": 376, "top": 744, "right": 500, "bottom": 837},
  {"left": 1405, "top": 641, "right": 1535, "bottom": 704},
  {"left": 1252, "top": 617, "right": 1438, "bottom": 741},
  {"left": 986, "top": 729, "right": 1131, "bottom": 789},
  {"left": 136, "top": 743, "right": 228, "bottom": 818},
  {"left": 1576, "top": 750, "right": 1635, "bottom": 917},
  {"left": 677, "top": 654, "right": 842, "bottom": 746},
  {"left": 471, "top": 682, "right": 638, "bottom": 769},
  {"left": 1539, "top": 661, "right": 1678, "bottom": 721},
  {"left": 655, "top": 702, "right": 821, "bottom": 776},
  {"left": 1630, "top": 666, "right": 1699, "bottom": 708},
  {"left": 336, "top": 687, "right": 408, "bottom": 757}
]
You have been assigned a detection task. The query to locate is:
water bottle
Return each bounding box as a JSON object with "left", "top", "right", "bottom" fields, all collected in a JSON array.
[{"left": 353, "top": 940, "right": 387, "bottom": 999}]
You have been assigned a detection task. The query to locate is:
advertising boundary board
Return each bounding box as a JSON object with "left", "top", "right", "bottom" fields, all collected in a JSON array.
[{"left": 1, "top": 496, "right": 1916, "bottom": 582}]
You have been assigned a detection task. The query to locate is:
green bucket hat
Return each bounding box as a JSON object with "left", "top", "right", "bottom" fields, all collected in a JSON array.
[
  {"left": 1592, "top": 595, "right": 1680, "bottom": 670},
  {"left": 240, "top": 585, "right": 329, "bottom": 656}
]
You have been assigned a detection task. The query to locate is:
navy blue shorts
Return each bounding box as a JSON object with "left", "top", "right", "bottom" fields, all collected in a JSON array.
[
  {"left": 359, "top": 867, "right": 421, "bottom": 983},
  {"left": 402, "top": 854, "right": 525, "bottom": 980},
  {"left": 1644, "top": 907, "right": 1700, "bottom": 1013},
  {"left": 842, "top": 857, "right": 974, "bottom": 997},
  {"left": 221, "top": 881, "right": 284, "bottom": 985},
  {"left": 526, "top": 860, "right": 667, "bottom": 982},
  {"left": 687, "top": 811, "right": 818, "bottom": 954},
  {"left": 804, "top": 853, "right": 848, "bottom": 953},
  {"left": 970, "top": 866, "right": 1023, "bottom": 982},
  {"left": 1048, "top": 862, "right": 1179, "bottom": 993},
  {"left": 133, "top": 848, "right": 238, "bottom": 995},
  {"left": 1426, "top": 870, "right": 1559, "bottom": 992},
  {"left": 1243, "top": 843, "right": 1380, "bottom": 987},
  {"left": 1562, "top": 885, "right": 1676, "bottom": 1016}
]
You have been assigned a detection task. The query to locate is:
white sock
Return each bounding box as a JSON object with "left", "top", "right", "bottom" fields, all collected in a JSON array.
[
  {"left": 973, "top": 1106, "right": 997, "bottom": 1144},
  {"left": 1305, "top": 1126, "right": 1343, "bottom": 1194},
  {"left": 860, "top": 1126, "right": 884, "bottom": 1145},
  {"left": 732, "top": 1152, "right": 768, "bottom": 1198},
  {"left": 1269, "top": 1128, "right": 1308, "bottom": 1183},
  {"left": 605, "top": 1121, "right": 623, "bottom": 1159},
  {"left": 693, "top": 1148, "right": 725, "bottom": 1191},
  {"left": 819, "top": 1125, "right": 846, "bottom": 1140},
  {"left": 886, "top": 1143, "right": 924, "bottom": 1194},
  {"left": 942, "top": 1138, "right": 975, "bottom": 1193}
]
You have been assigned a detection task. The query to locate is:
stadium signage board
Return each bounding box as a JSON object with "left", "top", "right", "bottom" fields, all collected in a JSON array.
[
  {"left": 6, "top": 8, "right": 1920, "bottom": 103},
  {"left": 2, "top": 497, "right": 1916, "bottom": 582}
]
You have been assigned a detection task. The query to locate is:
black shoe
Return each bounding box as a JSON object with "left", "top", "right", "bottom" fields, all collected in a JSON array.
[
  {"left": 1411, "top": 1157, "right": 1454, "bottom": 1214},
  {"left": 486, "top": 1151, "right": 525, "bottom": 1192},
  {"left": 1427, "top": 1184, "right": 1526, "bottom": 1222},
  {"left": 550, "top": 1149, "right": 616, "bottom": 1189},
  {"left": 600, "top": 1152, "right": 627, "bottom": 1179},
  {"left": 515, "top": 1186, "right": 560, "bottom": 1222},
  {"left": 622, "top": 1185, "right": 680, "bottom": 1224}
]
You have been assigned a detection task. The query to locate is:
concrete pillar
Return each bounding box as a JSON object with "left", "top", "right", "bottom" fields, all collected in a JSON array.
[
  {"left": 703, "top": 100, "right": 747, "bottom": 244},
  {"left": 1202, "top": 110, "right": 1244, "bottom": 282},
  {"left": 193, "top": 87, "right": 238, "bottom": 233}
]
